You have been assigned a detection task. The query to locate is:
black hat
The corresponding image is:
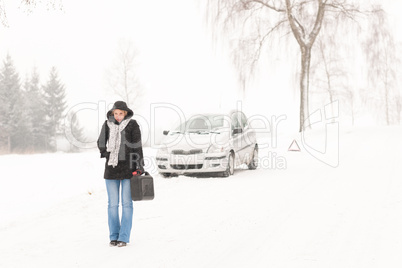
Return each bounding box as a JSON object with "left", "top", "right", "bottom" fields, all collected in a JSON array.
[{"left": 107, "top": 101, "right": 134, "bottom": 119}]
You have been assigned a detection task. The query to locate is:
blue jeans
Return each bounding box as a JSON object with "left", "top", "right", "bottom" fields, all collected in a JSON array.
[{"left": 105, "top": 179, "right": 133, "bottom": 243}]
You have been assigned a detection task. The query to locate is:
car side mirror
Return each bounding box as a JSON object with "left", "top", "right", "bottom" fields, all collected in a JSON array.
[
  {"left": 163, "top": 130, "right": 169, "bottom": 135},
  {"left": 232, "top": 128, "right": 243, "bottom": 135}
]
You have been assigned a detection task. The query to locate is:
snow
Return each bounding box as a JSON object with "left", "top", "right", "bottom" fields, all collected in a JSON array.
[{"left": 1, "top": 126, "right": 402, "bottom": 267}]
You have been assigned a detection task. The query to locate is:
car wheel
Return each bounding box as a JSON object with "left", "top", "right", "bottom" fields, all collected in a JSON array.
[
  {"left": 222, "top": 152, "right": 234, "bottom": 177},
  {"left": 248, "top": 146, "right": 258, "bottom": 170}
]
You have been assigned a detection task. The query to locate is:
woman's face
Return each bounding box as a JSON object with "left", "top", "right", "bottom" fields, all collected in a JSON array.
[{"left": 113, "top": 109, "right": 126, "bottom": 123}]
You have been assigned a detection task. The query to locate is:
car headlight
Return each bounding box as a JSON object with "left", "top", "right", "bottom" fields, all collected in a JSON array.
[{"left": 207, "top": 144, "right": 224, "bottom": 153}]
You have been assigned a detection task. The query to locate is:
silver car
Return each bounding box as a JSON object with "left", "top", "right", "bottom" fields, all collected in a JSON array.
[{"left": 156, "top": 111, "right": 258, "bottom": 177}]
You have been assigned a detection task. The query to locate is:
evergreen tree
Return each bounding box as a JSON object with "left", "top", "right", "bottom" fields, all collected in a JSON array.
[
  {"left": 0, "top": 54, "right": 25, "bottom": 153},
  {"left": 12, "top": 89, "right": 31, "bottom": 152},
  {"left": 42, "top": 67, "right": 67, "bottom": 151},
  {"left": 65, "top": 112, "right": 86, "bottom": 152},
  {"left": 25, "top": 67, "right": 47, "bottom": 152}
]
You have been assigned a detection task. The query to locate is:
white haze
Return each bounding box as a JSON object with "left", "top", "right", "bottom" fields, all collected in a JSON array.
[{"left": 0, "top": 0, "right": 401, "bottom": 144}]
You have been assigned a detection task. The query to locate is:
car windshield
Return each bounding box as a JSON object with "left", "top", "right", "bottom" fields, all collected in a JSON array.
[{"left": 172, "top": 114, "right": 228, "bottom": 134}]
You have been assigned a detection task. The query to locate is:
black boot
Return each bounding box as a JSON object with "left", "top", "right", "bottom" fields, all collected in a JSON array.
[
  {"left": 109, "top": 240, "right": 118, "bottom": 247},
  {"left": 117, "top": 241, "right": 127, "bottom": 247}
]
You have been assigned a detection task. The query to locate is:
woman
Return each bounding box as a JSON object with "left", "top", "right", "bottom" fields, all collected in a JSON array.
[{"left": 97, "top": 101, "right": 144, "bottom": 247}]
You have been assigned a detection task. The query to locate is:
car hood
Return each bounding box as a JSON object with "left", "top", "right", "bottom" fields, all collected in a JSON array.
[{"left": 160, "top": 132, "right": 229, "bottom": 153}]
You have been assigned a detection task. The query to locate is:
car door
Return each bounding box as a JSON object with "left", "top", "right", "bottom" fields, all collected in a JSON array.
[
  {"left": 230, "top": 112, "right": 243, "bottom": 166},
  {"left": 239, "top": 112, "right": 256, "bottom": 164}
]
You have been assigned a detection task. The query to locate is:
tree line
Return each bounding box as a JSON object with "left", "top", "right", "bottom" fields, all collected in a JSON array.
[{"left": 0, "top": 53, "right": 76, "bottom": 154}]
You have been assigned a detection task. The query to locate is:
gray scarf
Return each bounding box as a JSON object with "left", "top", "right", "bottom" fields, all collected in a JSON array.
[{"left": 107, "top": 119, "right": 130, "bottom": 167}]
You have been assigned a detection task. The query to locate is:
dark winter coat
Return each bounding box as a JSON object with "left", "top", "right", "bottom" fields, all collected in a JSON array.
[{"left": 97, "top": 116, "right": 144, "bottom": 180}]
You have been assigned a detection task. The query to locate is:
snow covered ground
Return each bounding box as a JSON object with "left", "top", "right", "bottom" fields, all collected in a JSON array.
[{"left": 1, "top": 126, "right": 402, "bottom": 268}]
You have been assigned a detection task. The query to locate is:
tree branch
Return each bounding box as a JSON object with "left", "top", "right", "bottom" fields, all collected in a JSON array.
[
  {"left": 252, "top": 19, "right": 288, "bottom": 65},
  {"left": 285, "top": 0, "right": 305, "bottom": 47},
  {"left": 247, "top": 0, "right": 286, "bottom": 12},
  {"left": 308, "top": 0, "right": 326, "bottom": 46}
]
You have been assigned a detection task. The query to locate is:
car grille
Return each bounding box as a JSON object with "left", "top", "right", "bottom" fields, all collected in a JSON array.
[
  {"left": 171, "top": 149, "right": 203, "bottom": 155},
  {"left": 171, "top": 164, "right": 203, "bottom": 170}
]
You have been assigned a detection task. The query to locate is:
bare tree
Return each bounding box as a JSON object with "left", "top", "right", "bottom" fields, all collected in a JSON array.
[
  {"left": 206, "top": 0, "right": 373, "bottom": 132},
  {"left": 395, "top": 96, "right": 401, "bottom": 125},
  {"left": 106, "top": 39, "right": 142, "bottom": 108},
  {"left": 0, "top": 0, "right": 63, "bottom": 26},
  {"left": 20, "top": 0, "right": 63, "bottom": 11},
  {"left": 0, "top": 0, "right": 7, "bottom": 26},
  {"left": 309, "top": 39, "right": 339, "bottom": 118},
  {"left": 363, "top": 8, "right": 399, "bottom": 125},
  {"left": 310, "top": 33, "right": 357, "bottom": 124}
]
